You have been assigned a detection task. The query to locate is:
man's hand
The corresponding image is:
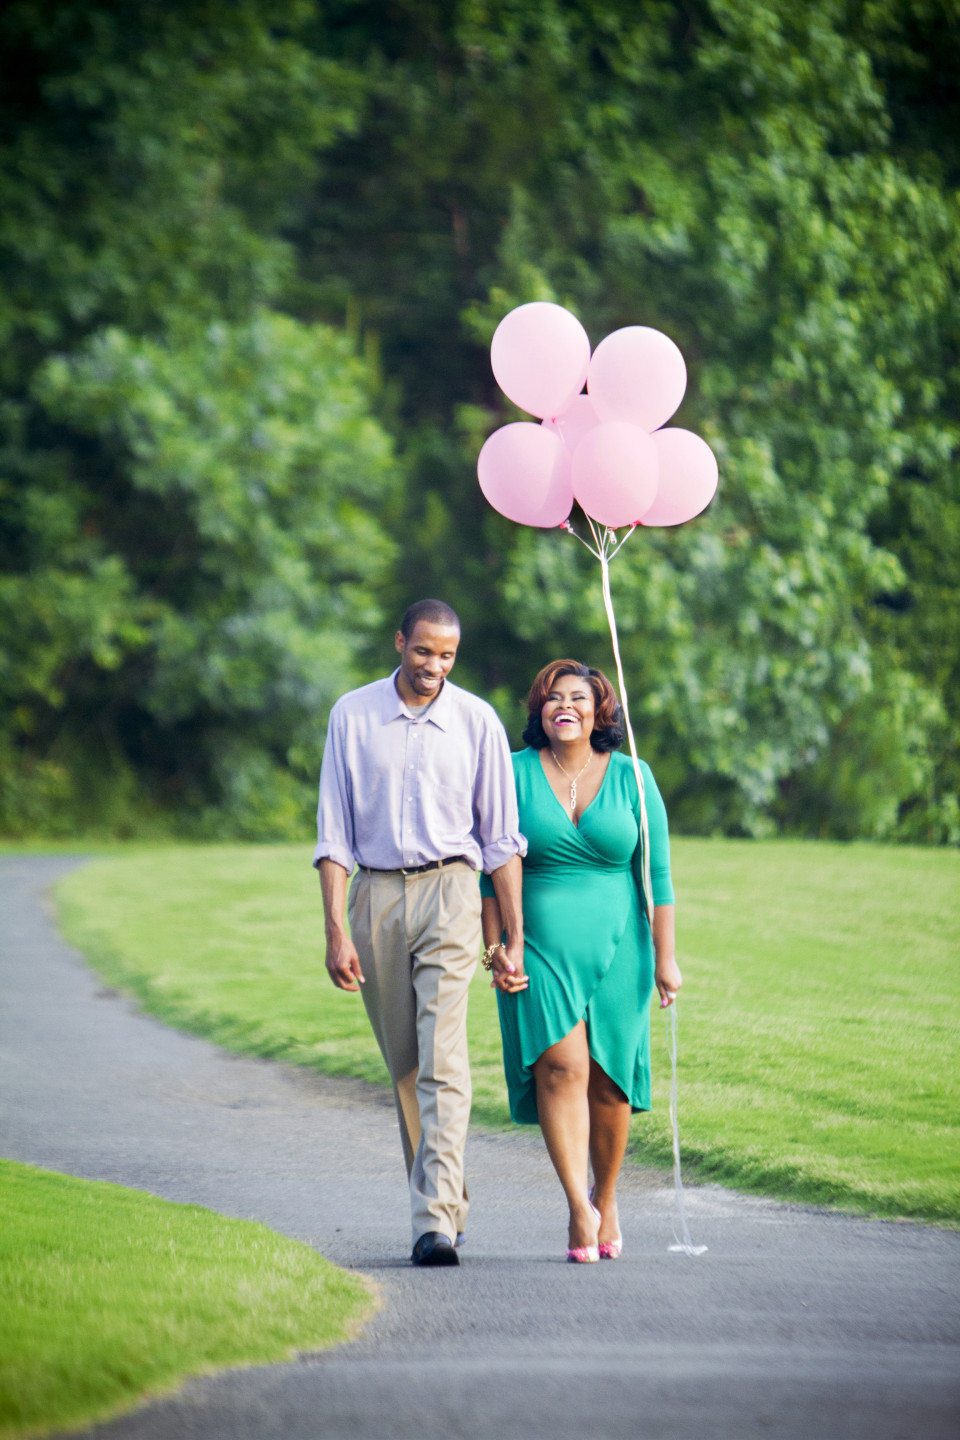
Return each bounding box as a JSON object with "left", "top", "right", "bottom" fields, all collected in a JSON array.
[
  {"left": 319, "top": 859, "right": 364, "bottom": 991},
  {"left": 491, "top": 937, "right": 528, "bottom": 994},
  {"left": 488, "top": 856, "right": 526, "bottom": 994},
  {"left": 325, "top": 930, "right": 366, "bottom": 992}
]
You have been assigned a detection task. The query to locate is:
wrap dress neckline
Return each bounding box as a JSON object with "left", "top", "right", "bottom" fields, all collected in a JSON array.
[{"left": 535, "top": 747, "right": 613, "bottom": 830}]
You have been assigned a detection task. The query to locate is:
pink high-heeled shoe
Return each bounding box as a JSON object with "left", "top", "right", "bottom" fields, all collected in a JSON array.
[
  {"left": 589, "top": 1186, "right": 623, "bottom": 1260},
  {"left": 566, "top": 1202, "right": 601, "bottom": 1264}
]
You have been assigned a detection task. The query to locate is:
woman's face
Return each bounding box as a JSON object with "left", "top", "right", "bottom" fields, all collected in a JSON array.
[{"left": 540, "top": 673, "right": 596, "bottom": 747}]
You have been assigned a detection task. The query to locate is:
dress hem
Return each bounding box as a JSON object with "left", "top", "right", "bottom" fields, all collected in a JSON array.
[{"left": 507, "top": 1013, "right": 652, "bottom": 1125}]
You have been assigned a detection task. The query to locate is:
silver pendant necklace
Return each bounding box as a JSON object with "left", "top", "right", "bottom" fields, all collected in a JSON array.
[{"left": 550, "top": 748, "right": 593, "bottom": 812}]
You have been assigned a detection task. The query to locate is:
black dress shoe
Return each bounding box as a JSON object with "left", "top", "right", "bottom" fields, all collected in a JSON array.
[{"left": 411, "top": 1232, "right": 459, "bottom": 1267}]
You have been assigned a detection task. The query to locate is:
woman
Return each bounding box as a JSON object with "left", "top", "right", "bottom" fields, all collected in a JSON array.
[{"left": 480, "top": 660, "right": 681, "bottom": 1262}]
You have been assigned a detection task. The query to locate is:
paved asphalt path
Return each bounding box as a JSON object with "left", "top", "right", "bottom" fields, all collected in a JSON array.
[{"left": 2, "top": 856, "right": 958, "bottom": 1440}]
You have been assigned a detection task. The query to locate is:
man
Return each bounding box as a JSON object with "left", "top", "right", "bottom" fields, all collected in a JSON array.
[{"left": 315, "top": 598, "right": 525, "bottom": 1267}]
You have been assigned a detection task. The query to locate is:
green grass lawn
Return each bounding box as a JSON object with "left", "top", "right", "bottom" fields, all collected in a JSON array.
[
  {"left": 0, "top": 1159, "right": 376, "bottom": 1440},
  {"left": 55, "top": 839, "right": 960, "bottom": 1224}
]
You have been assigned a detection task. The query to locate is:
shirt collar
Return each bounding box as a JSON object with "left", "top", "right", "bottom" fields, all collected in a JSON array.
[{"left": 382, "top": 669, "right": 452, "bottom": 731}]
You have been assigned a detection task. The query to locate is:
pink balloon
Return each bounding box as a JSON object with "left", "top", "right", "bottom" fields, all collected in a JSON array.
[
  {"left": 491, "top": 302, "right": 591, "bottom": 420},
  {"left": 571, "top": 421, "right": 659, "bottom": 529},
  {"left": 542, "top": 394, "right": 600, "bottom": 453},
  {"left": 640, "top": 429, "right": 719, "bottom": 527},
  {"left": 587, "top": 326, "right": 687, "bottom": 431},
  {"left": 477, "top": 422, "right": 573, "bottom": 528}
]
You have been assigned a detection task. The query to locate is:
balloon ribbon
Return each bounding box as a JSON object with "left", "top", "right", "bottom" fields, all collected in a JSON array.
[
  {"left": 563, "top": 516, "right": 706, "bottom": 1256},
  {"left": 665, "top": 1000, "right": 707, "bottom": 1256},
  {"left": 562, "top": 518, "right": 652, "bottom": 920}
]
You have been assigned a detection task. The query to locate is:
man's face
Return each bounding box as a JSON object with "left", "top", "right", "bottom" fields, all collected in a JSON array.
[{"left": 394, "top": 621, "right": 461, "bottom": 704}]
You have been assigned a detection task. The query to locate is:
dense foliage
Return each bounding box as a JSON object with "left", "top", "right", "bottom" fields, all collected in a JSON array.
[
  {"left": 1, "top": 0, "right": 957, "bottom": 840},
  {"left": 0, "top": 1, "right": 398, "bottom": 833}
]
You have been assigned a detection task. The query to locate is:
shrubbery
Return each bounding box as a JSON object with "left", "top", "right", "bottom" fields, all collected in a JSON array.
[{"left": 1, "top": 1, "right": 957, "bottom": 841}]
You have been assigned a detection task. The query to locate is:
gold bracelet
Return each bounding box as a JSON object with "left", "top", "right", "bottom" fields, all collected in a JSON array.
[{"left": 481, "top": 941, "right": 505, "bottom": 971}]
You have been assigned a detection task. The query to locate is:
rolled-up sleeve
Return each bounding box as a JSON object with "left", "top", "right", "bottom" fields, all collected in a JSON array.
[
  {"left": 313, "top": 705, "right": 356, "bottom": 872},
  {"left": 474, "top": 723, "right": 526, "bottom": 873}
]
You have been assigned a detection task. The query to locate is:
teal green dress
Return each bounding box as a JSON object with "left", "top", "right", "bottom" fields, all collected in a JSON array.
[{"left": 481, "top": 748, "right": 675, "bottom": 1125}]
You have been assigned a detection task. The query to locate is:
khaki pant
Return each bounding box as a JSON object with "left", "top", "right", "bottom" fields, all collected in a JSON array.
[{"left": 348, "top": 862, "right": 481, "bottom": 1246}]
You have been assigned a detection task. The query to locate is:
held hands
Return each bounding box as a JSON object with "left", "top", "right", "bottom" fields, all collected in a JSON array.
[
  {"left": 325, "top": 930, "right": 366, "bottom": 992},
  {"left": 491, "top": 938, "right": 528, "bottom": 995},
  {"left": 655, "top": 953, "right": 683, "bottom": 1009}
]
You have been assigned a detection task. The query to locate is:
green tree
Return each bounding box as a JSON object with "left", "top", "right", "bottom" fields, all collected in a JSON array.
[
  {"left": 296, "top": 0, "right": 960, "bottom": 839},
  {"left": 3, "top": 0, "right": 957, "bottom": 841},
  {"left": 25, "top": 313, "right": 397, "bottom": 834},
  {"left": 0, "top": 0, "right": 399, "bottom": 834}
]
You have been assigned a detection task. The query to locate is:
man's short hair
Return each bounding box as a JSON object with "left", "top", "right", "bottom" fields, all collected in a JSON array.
[{"left": 399, "top": 598, "right": 461, "bottom": 639}]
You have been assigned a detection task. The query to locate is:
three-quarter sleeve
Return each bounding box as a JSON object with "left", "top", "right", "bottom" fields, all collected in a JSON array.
[
  {"left": 473, "top": 723, "right": 527, "bottom": 873},
  {"left": 312, "top": 704, "right": 357, "bottom": 872},
  {"left": 632, "top": 760, "right": 675, "bottom": 908}
]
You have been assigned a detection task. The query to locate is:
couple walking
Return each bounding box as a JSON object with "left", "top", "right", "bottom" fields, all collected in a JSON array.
[{"left": 315, "top": 598, "right": 681, "bottom": 1267}]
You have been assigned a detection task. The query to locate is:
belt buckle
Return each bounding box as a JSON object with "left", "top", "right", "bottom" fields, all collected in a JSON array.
[{"left": 400, "top": 863, "right": 422, "bottom": 877}]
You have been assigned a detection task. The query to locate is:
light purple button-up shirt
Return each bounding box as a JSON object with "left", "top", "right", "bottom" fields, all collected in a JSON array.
[{"left": 314, "top": 671, "right": 526, "bottom": 874}]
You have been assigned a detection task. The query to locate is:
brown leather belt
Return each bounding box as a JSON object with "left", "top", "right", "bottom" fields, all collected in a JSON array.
[{"left": 360, "top": 855, "right": 470, "bottom": 877}]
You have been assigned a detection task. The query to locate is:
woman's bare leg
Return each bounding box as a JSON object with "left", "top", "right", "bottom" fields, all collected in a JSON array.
[
  {"left": 533, "top": 1022, "right": 599, "bottom": 1249},
  {"left": 587, "top": 1058, "right": 631, "bottom": 1246}
]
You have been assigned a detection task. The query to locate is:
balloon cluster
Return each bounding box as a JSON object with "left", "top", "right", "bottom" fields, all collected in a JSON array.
[{"left": 477, "top": 302, "right": 718, "bottom": 530}]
